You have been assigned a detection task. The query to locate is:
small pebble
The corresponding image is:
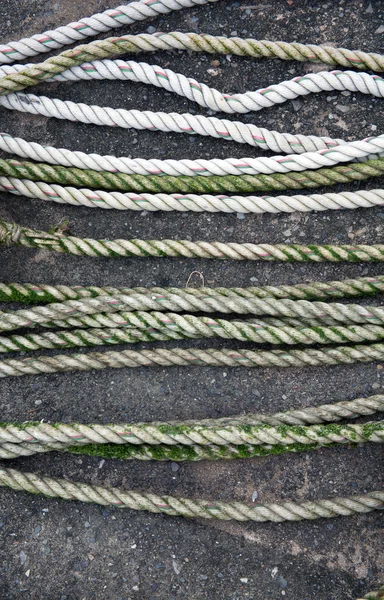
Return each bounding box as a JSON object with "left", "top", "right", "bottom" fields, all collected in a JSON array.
[
  {"left": 252, "top": 491, "right": 258, "bottom": 502},
  {"left": 19, "top": 551, "right": 27, "bottom": 565},
  {"left": 240, "top": 578, "right": 248, "bottom": 583},
  {"left": 236, "top": 213, "right": 245, "bottom": 220},
  {"left": 34, "top": 525, "right": 41, "bottom": 534},
  {"left": 372, "top": 382, "right": 380, "bottom": 390},
  {"left": 147, "top": 26, "right": 156, "bottom": 33},
  {"left": 171, "top": 462, "right": 180, "bottom": 472}
]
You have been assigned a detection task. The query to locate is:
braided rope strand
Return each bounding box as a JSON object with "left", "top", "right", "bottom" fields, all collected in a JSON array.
[{"left": 0, "top": 467, "right": 382, "bottom": 522}]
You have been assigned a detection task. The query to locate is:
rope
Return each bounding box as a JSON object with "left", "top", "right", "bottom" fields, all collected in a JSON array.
[
  {"left": 3, "top": 156, "right": 384, "bottom": 194},
  {"left": 1, "top": 292, "right": 384, "bottom": 333},
  {"left": 1, "top": 219, "right": 383, "bottom": 262},
  {"left": 0, "top": 467, "right": 382, "bottom": 522},
  {"left": 1, "top": 63, "right": 382, "bottom": 119},
  {"left": 2, "top": 176, "right": 384, "bottom": 213},
  {"left": 1, "top": 276, "right": 383, "bottom": 304},
  {"left": 2, "top": 32, "right": 384, "bottom": 98},
  {"left": 0, "top": 342, "right": 383, "bottom": 378},
  {"left": 0, "top": 0, "right": 218, "bottom": 64},
  {"left": 1, "top": 414, "right": 382, "bottom": 449},
  {"left": 2, "top": 318, "right": 384, "bottom": 352}
]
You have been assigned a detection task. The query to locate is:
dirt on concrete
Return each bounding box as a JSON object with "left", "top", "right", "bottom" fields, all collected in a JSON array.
[{"left": 0, "top": 0, "right": 383, "bottom": 599}]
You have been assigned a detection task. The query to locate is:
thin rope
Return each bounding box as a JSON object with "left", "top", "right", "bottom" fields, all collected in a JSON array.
[
  {"left": 0, "top": 467, "right": 382, "bottom": 522},
  {"left": 0, "top": 219, "right": 383, "bottom": 262}
]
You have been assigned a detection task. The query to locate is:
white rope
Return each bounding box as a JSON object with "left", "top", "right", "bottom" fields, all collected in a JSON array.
[
  {"left": 1, "top": 176, "right": 383, "bottom": 213},
  {"left": 2, "top": 90, "right": 384, "bottom": 173},
  {"left": 1, "top": 63, "right": 383, "bottom": 115},
  {"left": 0, "top": 0, "right": 218, "bottom": 64}
]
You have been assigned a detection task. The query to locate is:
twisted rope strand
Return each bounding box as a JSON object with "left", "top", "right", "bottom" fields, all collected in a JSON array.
[
  {"left": 1, "top": 219, "right": 383, "bottom": 263},
  {"left": 1, "top": 276, "right": 383, "bottom": 305},
  {"left": 0, "top": 438, "right": 333, "bottom": 461},
  {"left": 0, "top": 91, "right": 349, "bottom": 154},
  {"left": 3, "top": 156, "right": 384, "bottom": 193},
  {"left": 3, "top": 176, "right": 384, "bottom": 213},
  {"left": 1, "top": 290, "right": 384, "bottom": 333},
  {"left": 0, "top": 467, "right": 382, "bottom": 522},
  {"left": 0, "top": 343, "right": 383, "bottom": 378},
  {"left": 1, "top": 63, "right": 382, "bottom": 120},
  {"left": 0, "top": 0, "right": 218, "bottom": 64},
  {"left": 1, "top": 417, "right": 382, "bottom": 448},
  {"left": 2, "top": 318, "right": 384, "bottom": 352},
  {"left": 2, "top": 33, "right": 384, "bottom": 98}
]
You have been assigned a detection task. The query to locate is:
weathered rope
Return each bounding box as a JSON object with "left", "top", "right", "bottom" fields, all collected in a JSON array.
[
  {"left": 2, "top": 32, "right": 384, "bottom": 98},
  {"left": 1, "top": 276, "right": 383, "bottom": 305},
  {"left": 0, "top": 467, "right": 382, "bottom": 522},
  {"left": 1, "top": 414, "right": 382, "bottom": 448},
  {"left": 1, "top": 219, "right": 383, "bottom": 262},
  {"left": 0, "top": 438, "right": 335, "bottom": 461},
  {"left": 0, "top": 0, "right": 218, "bottom": 64},
  {"left": 2, "top": 157, "right": 384, "bottom": 194},
  {"left": 2, "top": 176, "right": 384, "bottom": 213},
  {"left": 0, "top": 343, "right": 383, "bottom": 378},
  {"left": 1, "top": 293, "right": 384, "bottom": 334},
  {"left": 359, "top": 589, "right": 384, "bottom": 600},
  {"left": 2, "top": 318, "right": 384, "bottom": 352}
]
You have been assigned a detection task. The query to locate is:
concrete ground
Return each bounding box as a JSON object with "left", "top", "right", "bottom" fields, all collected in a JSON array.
[{"left": 0, "top": 0, "right": 383, "bottom": 598}]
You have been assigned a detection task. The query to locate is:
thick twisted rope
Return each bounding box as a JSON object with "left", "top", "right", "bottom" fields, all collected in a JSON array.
[
  {"left": 1, "top": 219, "right": 383, "bottom": 262},
  {"left": 1, "top": 276, "right": 383, "bottom": 305},
  {"left": 1, "top": 292, "right": 384, "bottom": 333},
  {"left": 0, "top": 343, "right": 383, "bottom": 378},
  {"left": 2, "top": 176, "right": 384, "bottom": 213},
  {"left": 2, "top": 32, "right": 384, "bottom": 98},
  {"left": 3, "top": 157, "right": 384, "bottom": 194},
  {"left": 0, "top": 0, "right": 218, "bottom": 65},
  {"left": 0, "top": 467, "right": 382, "bottom": 522},
  {"left": 0, "top": 63, "right": 382, "bottom": 119},
  {"left": 1, "top": 422, "right": 382, "bottom": 461},
  {"left": 2, "top": 318, "right": 384, "bottom": 352},
  {"left": 1, "top": 416, "right": 382, "bottom": 449},
  {"left": 0, "top": 438, "right": 335, "bottom": 461},
  {"left": 0, "top": 92, "right": 349, "bottom": 154},
  {"left": 0, "top": 131, "right": 345, "bottom": 176}
]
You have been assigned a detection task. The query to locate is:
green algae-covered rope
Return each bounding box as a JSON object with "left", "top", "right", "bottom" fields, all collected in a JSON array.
[
  {"left": 0, "top": 343, "right": 383, "bottom": 378},
  {"left": 1, "top": 219, "right": 383, "bottom": 262},
  {"left": 1, "top": 32, "right": 384, "bottom": 97},
  {"left": 2, "top": 157, "right": 384, "bottom": 193},
  {"left": 0, "top": 467, "right": 382, "bottom": 522},
  {"left": 1, "top": 416, "right": 382, "bottom": 450},
  {"left": 1, "top": 276, "right": 383, "bottom": 305}
]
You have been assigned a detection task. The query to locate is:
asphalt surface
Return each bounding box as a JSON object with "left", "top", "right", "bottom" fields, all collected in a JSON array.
[{"left": 0, "top": 0, "right": 383, "bottom": 598}]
